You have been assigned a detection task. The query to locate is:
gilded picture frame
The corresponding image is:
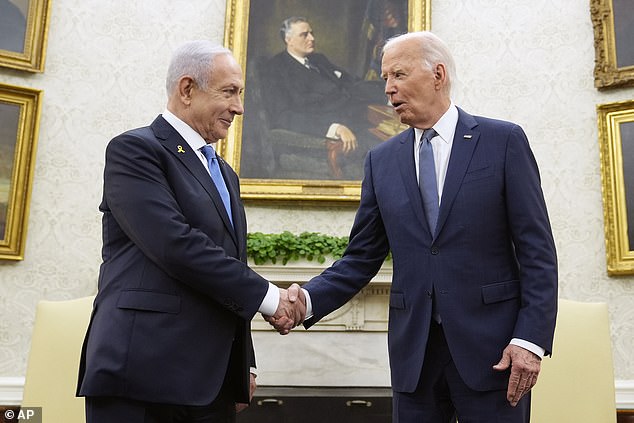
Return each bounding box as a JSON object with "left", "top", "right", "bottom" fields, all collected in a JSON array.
[
  {"left": 0, "top": 83, "right": 42, "bottom": 260},
  {"left": 221, "top": 0, "right": 430, "bottom": 202},
  {"left": 598, "top": 99, "right": 634, "bottom": 275},
  {"left": 591, "top": 0, "right": 634, "bottom": 89},
  {"left": 0, "top": 0, "right": 52, "bottom": 72}
]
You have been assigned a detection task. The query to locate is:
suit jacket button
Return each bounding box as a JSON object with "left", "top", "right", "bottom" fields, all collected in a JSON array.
[{"left": 431, "top": 247, "right": 439, "bottom": 255}]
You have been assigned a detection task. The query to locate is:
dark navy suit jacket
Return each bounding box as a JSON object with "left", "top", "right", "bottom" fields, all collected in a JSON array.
[
  {"left": 303, "top": 108, "right": 558, "bottom": 393},
  {"left": 77, "top": 116, "right": 269, "bottom": 405}
]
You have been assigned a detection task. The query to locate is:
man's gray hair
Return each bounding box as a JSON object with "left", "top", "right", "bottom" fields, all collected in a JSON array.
[
  {"left": 279, "top": 16, "right": 308, "bottom": 43},
  {"left": 383, "top": 31, "right": 456, "bottom": 94},
  {"left": 166, "top": 40, "right": 232, "bottom": 95}
]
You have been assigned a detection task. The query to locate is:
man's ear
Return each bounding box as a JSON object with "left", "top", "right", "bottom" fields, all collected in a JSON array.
[
  {"left": 177, "top": 76, "right": 195, "bottom": 106},
  {"left": 434, "top": 63, "right": 446, "bottom": 80},
  {"left": 434, "top": 63, "right": 447, "bottom": 89}
]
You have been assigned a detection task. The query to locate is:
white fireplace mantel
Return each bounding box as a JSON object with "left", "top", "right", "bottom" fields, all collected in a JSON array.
[
  {"left": 250, "top": 260, "right": 392, "bottom": 332},
  {"left": 249, "top": 260, "right": 393, "bottom": 387}
]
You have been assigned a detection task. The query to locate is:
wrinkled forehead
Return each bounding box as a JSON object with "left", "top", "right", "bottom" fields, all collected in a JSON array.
[
  {"left": 211, "top": 54, "right": 244, "bottom": 86},
  {"left": 289, "top": 21, "right": 312, "bottom": 36}
]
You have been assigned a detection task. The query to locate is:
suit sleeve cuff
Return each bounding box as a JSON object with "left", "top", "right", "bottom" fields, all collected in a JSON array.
[
  {"left": 258, "top": 282, "right": 279, "bottom": 316},
  {"left": 302, "top": 288, "right": 314, "bottom": 319},
  {"left": 510, "top": 338, "right": 545, "bottom": 358}
]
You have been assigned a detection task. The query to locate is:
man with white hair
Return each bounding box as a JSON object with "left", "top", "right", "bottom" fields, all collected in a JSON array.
[
  {"left": 277, "top": 31, "right": 558, "bottom": 423},
  {"left": 77, "top": 40, "right": 305, "bottom": 423}
]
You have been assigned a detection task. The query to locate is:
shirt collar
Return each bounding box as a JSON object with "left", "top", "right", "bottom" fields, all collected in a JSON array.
[
  {"left": 287, "top": 50, "right": 308, "bottom": 66},
  {"left": 413, "top": 102, "right": 459, "bottom": 144},
  {"left": 162, "top": 108, "right": 211, "bottom": 153}
]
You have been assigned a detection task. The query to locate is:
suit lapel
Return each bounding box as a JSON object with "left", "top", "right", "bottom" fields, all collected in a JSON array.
[
  {"left": 396, "top": 128, "right": 430, "bottom": 235},
  {"left": 151, "top": 116, "right": 239, "bottom": 248},
  {"left": 435, "top": 109, "right": 479, "bottom": 238}
]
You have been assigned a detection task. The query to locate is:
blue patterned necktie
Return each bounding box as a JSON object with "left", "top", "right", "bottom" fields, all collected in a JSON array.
[
  {"left": 419, "top": 128, "right": 439, "bottom": 235},
  {"left": 200, "top": 145, "right": 233, "bottom": 227}
]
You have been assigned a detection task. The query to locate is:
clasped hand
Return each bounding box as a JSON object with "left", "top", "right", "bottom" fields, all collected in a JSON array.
[{"left": 263, "top": 283, "right": 306, "bottom": 335}]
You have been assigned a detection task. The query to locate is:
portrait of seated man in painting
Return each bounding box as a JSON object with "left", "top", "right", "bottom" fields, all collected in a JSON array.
[{"left": 240, "top": 0, "right": 408, "bottom": 181}]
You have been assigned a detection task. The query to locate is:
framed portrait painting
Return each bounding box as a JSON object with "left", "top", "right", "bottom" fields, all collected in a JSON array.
[
  {"left": 0, "top": 83, "right": 42, "bottom": 260},
  {"left": 221, "top": 0, "right": 430, "bottom": 202},
  {"left": 591, "top": 0, "right": 634, "bottom": 89},
  {"left": 598, "top": 99, "right": 634, "bottom": 275},
  {"left": 0, "top": 0, "right": 52, "bottom": 72}
]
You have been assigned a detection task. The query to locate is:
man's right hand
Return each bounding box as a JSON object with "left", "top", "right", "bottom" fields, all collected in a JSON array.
[
  {"left": 335, "top": 125, "right": 357, "bottom": 153},
  {"left": 264, "top": 284, "right": 306, "bottom": 334}
]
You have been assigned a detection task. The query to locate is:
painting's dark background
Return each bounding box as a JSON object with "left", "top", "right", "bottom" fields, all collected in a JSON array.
[
  {"left": 239, "top": 0, "right": 407, "bottom": 180},
  {"left": 0, "top": 101, "right": 20, "bottom": 239},
  {"left": 0, "top": 0, "right": 29, "bottom": 53},
  {"left": 620, "top": 120, "right": 634, "bottom": 250},
  {"left": 613, "top": 0, "right": 634, "bottom": 69}
]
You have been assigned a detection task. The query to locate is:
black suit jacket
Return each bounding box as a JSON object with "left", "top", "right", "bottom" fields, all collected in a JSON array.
[
  {"left": 263, "top": 51, "right": 379, "bottom": 138},
  {"left": 77, "top": 115, "right": 269, "bottom": 405}
]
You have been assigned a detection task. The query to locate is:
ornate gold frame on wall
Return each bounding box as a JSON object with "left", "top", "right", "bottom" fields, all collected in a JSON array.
[
  {"left": 591, "top": 0, "right": 634, "bottom": 89},
  {"left": 220, "top": 0, "right": 430, "bottom": 202},
  {"left": 598, "top": 100, "right": 634, "bottom": 275},
  {"left": 0, "top": 0, "right": 52, "bottom": 72},
  {"left": 0, "top": 83, "right": 42, "bottom": 260}
]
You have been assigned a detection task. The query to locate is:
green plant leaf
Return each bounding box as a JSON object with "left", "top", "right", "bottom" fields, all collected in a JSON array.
[{"left": 246, "top": 231, "right": 391, "bottom": 266}]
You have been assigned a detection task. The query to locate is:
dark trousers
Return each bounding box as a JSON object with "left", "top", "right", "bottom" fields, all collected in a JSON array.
[
  {"left": 85, "top": 392, "right": 236, "bottom": 423},
  {"left": 392, "top": 320, "right": 530, "bottom": 423}
]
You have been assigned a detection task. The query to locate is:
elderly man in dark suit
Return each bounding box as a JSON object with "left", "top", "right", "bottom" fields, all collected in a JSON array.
[
  {"left": 274, "top": 31, "right": 558, "bottom": 423},
  {"left": 263, "top": 16, "right": 385, "bottom": 159},
  {"left": 77, "top": 40, "right": 305, "bottom": 423}
]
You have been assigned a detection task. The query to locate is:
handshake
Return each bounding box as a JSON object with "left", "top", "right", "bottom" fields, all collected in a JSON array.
[{"left": 264, "top": 283, "right": 306, "bottom": 335}]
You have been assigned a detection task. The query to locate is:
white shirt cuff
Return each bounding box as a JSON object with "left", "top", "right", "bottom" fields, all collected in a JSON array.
[
  {"left": 302, "top": 288, "right": 314, "bottom": 320},
  {"left": 258, "top": 282, "right": 279, "bottom": 316},
  {"left": 326, "top": 123, "right": 340, "bottom": 139},
  {"left": 510, "top": 338, "right": 545, "bottom": 358}
]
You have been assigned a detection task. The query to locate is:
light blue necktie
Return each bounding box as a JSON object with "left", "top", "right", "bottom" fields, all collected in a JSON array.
[
  {"left": 419, "top": 128, "right": 439, "bottom": 235},
  {"left": 200, "top": 145, "right": 233, "bottom": 227}
]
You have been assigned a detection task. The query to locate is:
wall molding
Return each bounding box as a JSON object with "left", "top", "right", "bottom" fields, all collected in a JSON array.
[
  {"left": 618, "top": 380, "right": 634, "bottom": 410},
  {"left": 1, "top": 377, "right": 632, "bottom": 408},
  {"left": 0, "top": 377, "right": 24, "bottom": 406},
  {"left": 248, "top": 260, "right": 393, "bottom": 285}
]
